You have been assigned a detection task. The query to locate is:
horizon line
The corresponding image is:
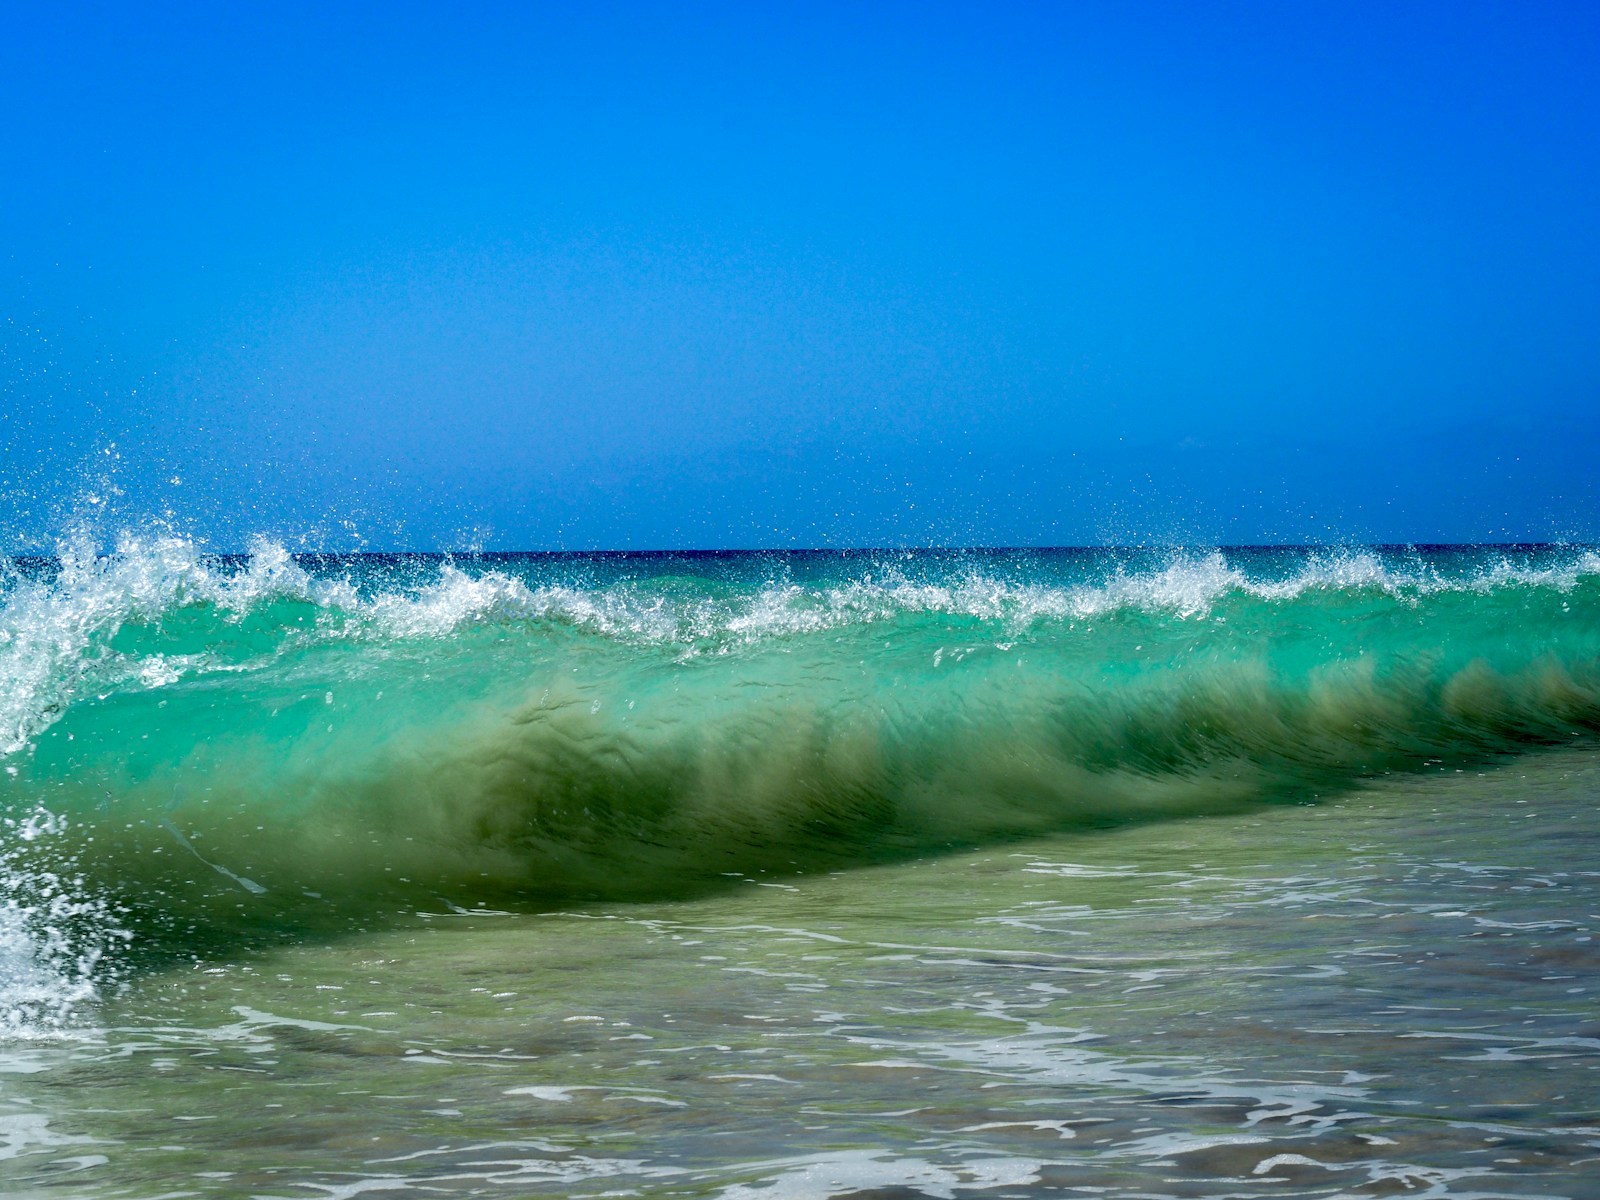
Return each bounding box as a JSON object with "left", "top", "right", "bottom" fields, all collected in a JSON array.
[{"left": 6, "top": 540, "right": 1593, "bottom": 562}]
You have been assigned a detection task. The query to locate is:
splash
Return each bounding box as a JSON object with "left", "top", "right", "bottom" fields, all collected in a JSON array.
[{"left": 0, "top": 808, "right": 127, "bottom": 1037}]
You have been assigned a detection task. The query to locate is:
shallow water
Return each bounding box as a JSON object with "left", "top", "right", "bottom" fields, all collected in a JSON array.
[{"left": 3, "top": 746, "right": 1597, "bottom": 1199}]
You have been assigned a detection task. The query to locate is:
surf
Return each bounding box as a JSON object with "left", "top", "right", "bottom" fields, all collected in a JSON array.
[{"left": 2, "top": 537, "right": 1598, "bottom": 988}]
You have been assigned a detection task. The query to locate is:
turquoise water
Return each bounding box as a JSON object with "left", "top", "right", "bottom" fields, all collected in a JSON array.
[{"left": 1, "top": 542, "right": 1598, "bottom": 1196}]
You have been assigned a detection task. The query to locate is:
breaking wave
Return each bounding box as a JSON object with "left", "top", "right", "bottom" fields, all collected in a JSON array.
[{"left": 2, "top": 536, "right": 1598, "bottom": 1005}]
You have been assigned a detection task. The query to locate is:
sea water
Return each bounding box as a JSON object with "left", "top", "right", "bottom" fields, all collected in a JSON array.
[{"left": 1, "top": 543, "right": 1596, "bottom": 1197}]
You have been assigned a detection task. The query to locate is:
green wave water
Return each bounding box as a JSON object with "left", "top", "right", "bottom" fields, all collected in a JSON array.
[{"left": 2, "top": 540, "right": 1599, "bottom": 1024}]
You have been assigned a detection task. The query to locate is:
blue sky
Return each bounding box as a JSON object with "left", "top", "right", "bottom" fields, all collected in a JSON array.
[{"left": 3, "top": 1, "right": 1597, "bottom": 550}]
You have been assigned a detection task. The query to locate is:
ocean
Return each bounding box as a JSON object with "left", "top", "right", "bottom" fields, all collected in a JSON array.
[{"left": 1, "top": 541, "right": 1597, "bottom": 1198}]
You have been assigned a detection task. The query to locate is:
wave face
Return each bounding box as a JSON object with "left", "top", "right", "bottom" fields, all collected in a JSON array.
[{"left": 3, "top": 540, "right": 1599, "bottom": 976}]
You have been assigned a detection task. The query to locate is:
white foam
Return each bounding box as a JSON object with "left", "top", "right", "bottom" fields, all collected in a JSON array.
[
  {"left": 0, "top": 809, "right": 126, "bottom": 1040},
  {"left": 0, "top": 533, "right": 317, "bottom": 755},
  {"left": 4, "top": 538, "right": 1598, "bottom": 756}
]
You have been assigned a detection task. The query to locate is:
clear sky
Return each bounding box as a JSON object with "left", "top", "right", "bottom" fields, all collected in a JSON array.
[{"left": 3, "top": 1, "right": 1597, "bottom": 550}]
